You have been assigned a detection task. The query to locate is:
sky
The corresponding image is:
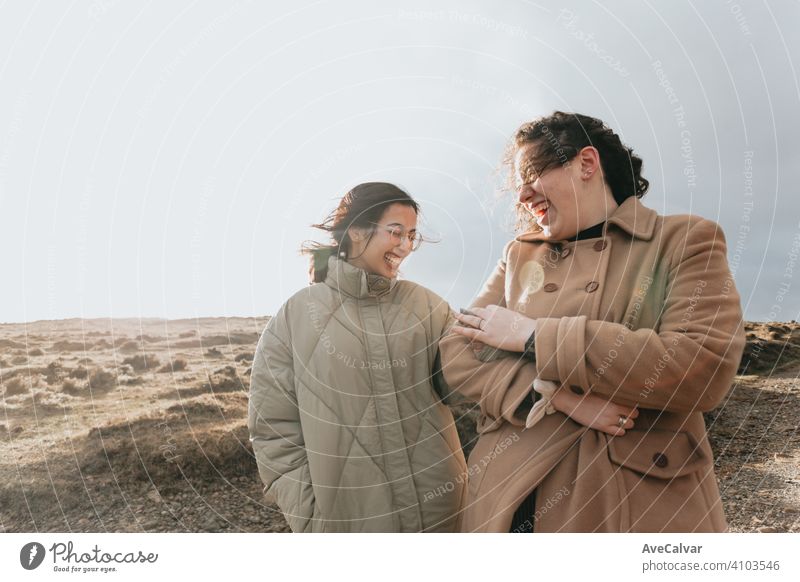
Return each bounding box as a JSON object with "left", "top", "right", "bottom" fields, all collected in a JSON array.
[{"left": 0, "top": 0, "right": 798, "bottom": 324}]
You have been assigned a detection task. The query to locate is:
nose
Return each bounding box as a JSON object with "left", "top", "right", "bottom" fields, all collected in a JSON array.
[
  {"left": 517, "top": 183, "right": 534, "bottom": 205},
  {"left": 395, "top": 239, "right": 412, "bottom": 256}
]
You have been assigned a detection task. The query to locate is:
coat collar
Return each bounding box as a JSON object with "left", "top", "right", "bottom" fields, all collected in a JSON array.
[
  {"left": 324, "top": 255, "right": 397, "bottom": 298},
  {"left": 514, "top": 196, "right": 658, "bottom": 243}
]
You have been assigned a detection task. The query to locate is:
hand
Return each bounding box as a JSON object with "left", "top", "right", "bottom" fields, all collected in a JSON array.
[
  {"left": 452, "top": 305, "right": 536, "bottom": 352},
  {"left": 552, "top": 387, "right": 639, "bottom": 436}
]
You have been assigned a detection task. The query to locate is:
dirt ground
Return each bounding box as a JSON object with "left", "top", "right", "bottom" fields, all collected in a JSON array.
[{"left": 0, "top": 317, "right": 797, "bottom": 533}]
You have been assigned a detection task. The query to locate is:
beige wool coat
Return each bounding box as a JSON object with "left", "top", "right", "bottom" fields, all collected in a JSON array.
[{"left": 439, "top": 196, "right": 746, "bottom": 532}]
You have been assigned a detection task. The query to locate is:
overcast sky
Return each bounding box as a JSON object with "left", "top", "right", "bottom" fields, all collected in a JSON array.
[{"left": 1, "top": 0, "right": 798, "bottom": 324}]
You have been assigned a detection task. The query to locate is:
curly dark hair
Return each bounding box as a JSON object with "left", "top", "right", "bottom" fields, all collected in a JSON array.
[
  {"left": 503, "top": 111, "right": 649, "bottom": 232},
  {"left": 301, "top": 182, "right": 420, "bottom": 283}
]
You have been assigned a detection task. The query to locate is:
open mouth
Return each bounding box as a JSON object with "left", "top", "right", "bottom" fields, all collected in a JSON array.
[
  {"left": 531, "top": 200, "right": 550, "bottom": 218},
  {"left": 384, "top": 253, "right": 402, "bottom": 270}
]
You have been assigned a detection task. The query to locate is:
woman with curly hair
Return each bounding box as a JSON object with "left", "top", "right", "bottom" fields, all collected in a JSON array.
[{"left": 440, "top": 111, "right": 745, "bottom": 532}]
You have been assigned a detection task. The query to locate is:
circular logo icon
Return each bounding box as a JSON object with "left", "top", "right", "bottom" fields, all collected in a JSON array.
[{"left": 20, "top": 542, "right": 46, "bottom": 570}]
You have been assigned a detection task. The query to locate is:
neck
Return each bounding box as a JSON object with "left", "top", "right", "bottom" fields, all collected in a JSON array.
[{"left": 579, "top": 187, "right": 618, "bottom": 231}]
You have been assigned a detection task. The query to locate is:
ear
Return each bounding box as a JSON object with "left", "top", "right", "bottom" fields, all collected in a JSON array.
[
  {"left": 347, "top": 226, "right": 369, "bottom": 243},
  {"left": 577, "top": 146, "right": 601, "bottom": 179}
]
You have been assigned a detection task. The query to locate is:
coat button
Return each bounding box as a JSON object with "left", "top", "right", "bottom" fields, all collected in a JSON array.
[
  {"left": 569, "top": 385, "right": 584, "bottom": 395},
  {"left": 652, "top": 453, "right": 669, "bottom": 468},
  {"left": 543, "top": 283, "right": 559, "bottom": 292},
  {"left": 585, "top": 281, "right": 599, "bottom": 293},
  {"left": 560, "top": 248, "right": 571, "bottom": 258},
  {"left": 593, "top": 239, "right": 607, "bottom": 252}
]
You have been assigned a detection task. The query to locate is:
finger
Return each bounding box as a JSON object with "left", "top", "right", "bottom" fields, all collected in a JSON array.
[
  {"left": 462, "top": 306, "right": 488, "bottom": 319},
  {"left": 599, "top": 425, "right": 625, "bottom": 437},
  {"left": 451, "top": 325, "right": 482, "bottom": 341},
  {"left": 454, "top": 312, "right": 483, "bottom": 330}
]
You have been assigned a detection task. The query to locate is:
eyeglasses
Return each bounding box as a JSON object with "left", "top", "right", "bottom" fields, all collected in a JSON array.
[
  {"left": 514, "top": 162, "right": 560, "bottom": 195},
  {"left": 369, "top": 223, "right": 423, "bottom": 251}
]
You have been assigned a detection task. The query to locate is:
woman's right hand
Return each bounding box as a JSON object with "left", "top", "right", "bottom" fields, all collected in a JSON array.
[{"left": 551, "top": 386, "right": 639, "bottom": 436}]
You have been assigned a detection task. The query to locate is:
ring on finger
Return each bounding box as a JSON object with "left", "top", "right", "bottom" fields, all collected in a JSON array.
[{"left": 617, "top": 415, "right": 628, "bottom": 428}]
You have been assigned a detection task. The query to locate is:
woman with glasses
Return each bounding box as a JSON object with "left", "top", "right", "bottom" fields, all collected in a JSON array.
[
  {"left": 247, "top": 182, "right": 467, "bottom": 532},
  {"left": 440, "top": 111, "right": 745, "bottom": 532}
]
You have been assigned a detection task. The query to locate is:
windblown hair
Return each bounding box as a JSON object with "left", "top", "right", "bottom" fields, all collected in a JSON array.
[{"left": 301, "top": 182, "right": 420, "bottom": 283}]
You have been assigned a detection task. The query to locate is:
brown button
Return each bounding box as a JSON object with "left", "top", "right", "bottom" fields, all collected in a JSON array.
[
  {"left": 570, "top": 386, "right": 585, "bottom": 395},
  {"left": 593, "top": 239, "right": 607, "bottom": 252},
  {"left": 652, "top": 453, "right": 669, "bottom": 468},
  {"left": 560, "top": 248, "right": 571, "bottom": 258},
  {"left": 543, "top": 283, "right": 559, "bottom": 292},
  {"left": 585, "top": 281, "right": 599, "bottom": 293}
]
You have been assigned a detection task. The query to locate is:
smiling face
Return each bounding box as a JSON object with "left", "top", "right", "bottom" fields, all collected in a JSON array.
[
  {"left": 347, "top": 203, "right": 418, "bottom": 278},
  {"left": 514, "top": 142, "right": 617, "bottom": 240}
]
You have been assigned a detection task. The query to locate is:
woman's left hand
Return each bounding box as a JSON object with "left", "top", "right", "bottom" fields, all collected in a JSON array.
[{"left": 452, "top": 305, "right": 536, "bottom": 352}]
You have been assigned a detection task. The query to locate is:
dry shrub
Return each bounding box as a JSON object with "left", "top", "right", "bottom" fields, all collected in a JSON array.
[
  {"left": 172, "top": 332, "right": 258, "bottom": 349},
  {"left": 31, "top": 389, "right": 74, "bottom": 411},
  {"left": 92, "top": 339, "right": 112, "bottom": 350},
  {"left": 204, "top": 347, "right": 224, "bottom": 358},
  {"left": 0, "top": 339, "right": 26, "bottom": 350},
  {"left": 165, "top": 392, "right": 247, "bottom": 421},
  {"left": 61, "top": 379, "right": 86, "bottom": 396},
  {"left": 158, "top": 358, "right": 188, "bottom": 373},
  {"left": 88, "top": 368, "right": 116, "bottom": 393},
  {"left": 118, "top": 341, "right": 140, "bottom": 354},
  {"left": 10, "top": 356, "right": 27, "bottom": 365},
  {"left": 739, "top": 323, "right": 800, "bottom": 374},
  {"left": 44, "top": 361, "right": 64, "bottom": 385},
  {"left": 28, "top": 347, "right": 44, "bottom": 356},
  {"left": 203, "top": 366, "right": 246, "bottom": 393},
  {"left": 121, "top": 354, "right": 160, "bottom": 372},
  {"left": 3, "top": 376, "right": 30, "bottom": 397},
  {"left": 178, "top": 330, "right": 196, "bottom": 338},
  {"left": 69, "top": 366, "right": 89, "bottom": 380},
  {"left": 234, "top": 352, "right": 254, "bottom": 363},
  {"left": 51, "top": 340, "right": 86, "bottom": 352},
  {"left": 79, "top": 408, "right": 255, "bottom": 484}
]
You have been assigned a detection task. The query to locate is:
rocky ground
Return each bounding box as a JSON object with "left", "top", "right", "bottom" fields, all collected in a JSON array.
[{"left": 0, "top": 318, "right": 797, "bottom": 532}]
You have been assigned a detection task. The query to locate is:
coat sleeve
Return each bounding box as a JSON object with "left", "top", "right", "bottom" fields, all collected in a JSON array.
[
  {"left": 534, "top": 218, "right": 746, "bottom": 413},
  {"left": 431, "top": 308, "right": 470, "bottom": 407},
  {"left": 438, "top": 242, "right": 539, "bottom": 426},
  {"left": 248, "top": 309, "right": 316, "bottom": 532}
]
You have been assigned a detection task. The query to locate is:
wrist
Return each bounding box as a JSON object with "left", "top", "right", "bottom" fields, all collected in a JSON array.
[{"left": 515, "top": 317, "right": 537, "bottom": 352}]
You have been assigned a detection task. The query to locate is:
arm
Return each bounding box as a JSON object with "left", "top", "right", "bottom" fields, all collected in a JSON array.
[
  {"left": 247, "top": 314, "right": 315, "bottom": 532},
  {"left": 431, "top": 309, "right": 469, "bottom": 406},
  {"left": 438, "top": 243, "right": 540, "bottom": 426},
  {"left": 535, "top": 219, "right": 746, "bottom": 413}
]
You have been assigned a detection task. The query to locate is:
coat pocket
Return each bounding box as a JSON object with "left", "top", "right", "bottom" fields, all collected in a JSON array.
[{"left": 607, "top": 428, "right": 708, "bottom": 479}]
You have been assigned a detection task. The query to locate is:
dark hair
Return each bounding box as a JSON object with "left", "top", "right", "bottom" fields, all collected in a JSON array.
[
  {"left": 504, "top": 111, "right": 649, "bottom": 231},
  {"left": 301, "top": 182, "right": 420, "bottom": 283}
]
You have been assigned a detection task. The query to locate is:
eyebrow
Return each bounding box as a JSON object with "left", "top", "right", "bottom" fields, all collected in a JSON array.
[{"left": 383, "top": 222, "right": 417, "bottom": 232}]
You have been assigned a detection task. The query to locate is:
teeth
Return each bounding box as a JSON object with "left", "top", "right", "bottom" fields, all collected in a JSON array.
[
  {"left": 384, "top": 254, "right": 401, "bottom": 267},
  {"left": 532, "top": 201, "right": 549, "bottom": 213}
]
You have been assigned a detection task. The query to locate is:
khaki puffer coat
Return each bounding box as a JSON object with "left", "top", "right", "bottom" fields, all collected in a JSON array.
[
  {"left": 440, "top": 196, "right": 746, "bottom": 532},
  {"left": 248, "top": 255, "right": 467, "bottom": 532}
]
